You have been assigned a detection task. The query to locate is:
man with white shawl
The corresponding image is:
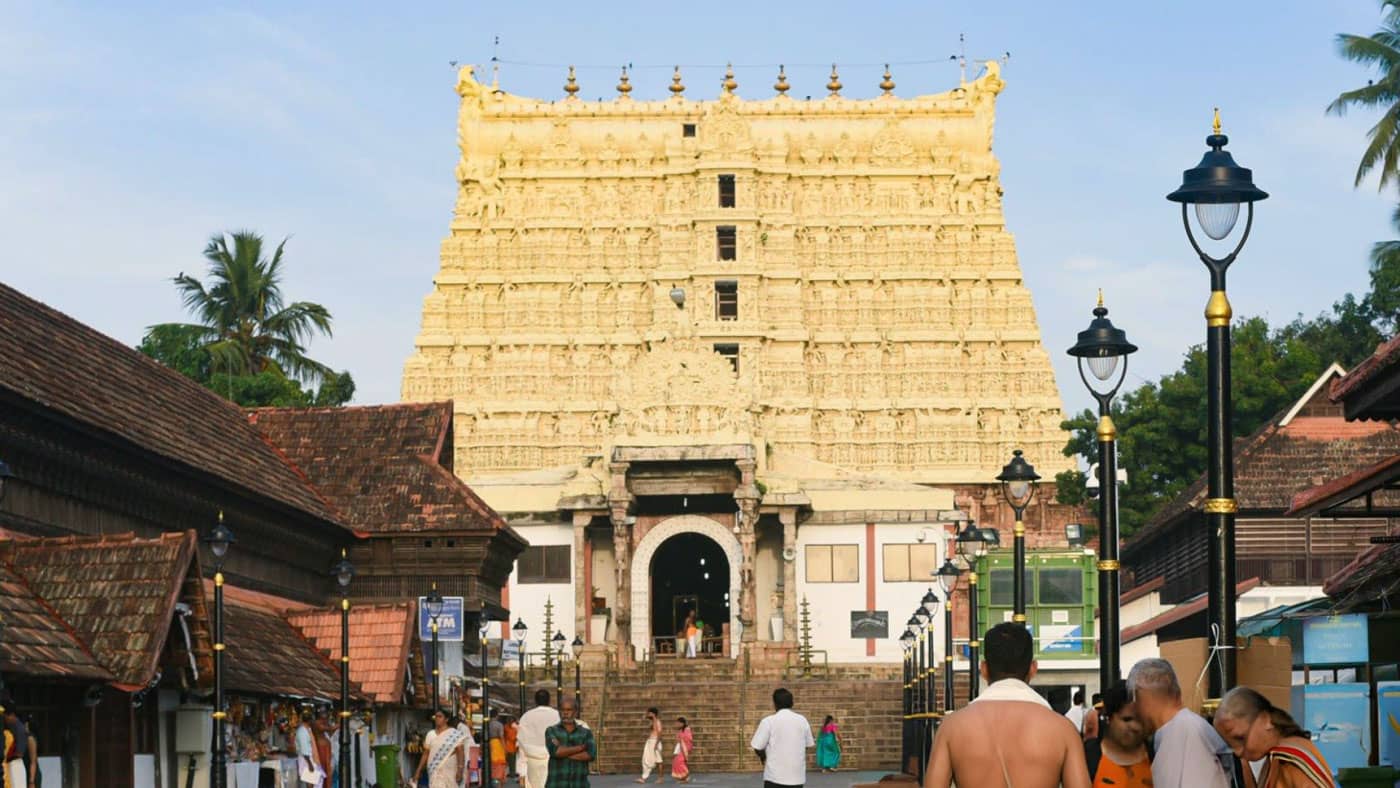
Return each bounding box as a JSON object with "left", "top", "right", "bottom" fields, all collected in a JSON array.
[{"left": 516, "top": 690, "right": 560, "bottom": 788}]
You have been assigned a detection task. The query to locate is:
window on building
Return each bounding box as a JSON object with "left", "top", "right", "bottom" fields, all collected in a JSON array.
[
  {"left": 716, "top": 226, "right": 737, "bottom": 260},
  {"left": 1037, "top": 568, "right": 1084, "bottom": 605},
  {"left": 882, "top": 543, "right": 940, "bottom": 582},
  {"left": 718, "top": 174, "right": 736, "bottom": 208},
  {"left": 682, "top": 123, "right": 697, "bottom": 138},
  {"left": 715, "top": 281, "right": 738, "bottom": 321},
  {"left": 713, "top": 343, "right": 739, "bottom": 374},
  {"left": 989, "top": 567, "right": 1034, "bottom": 607},
  {"left": 517, "top": 545, "right": 571, "bottom": 583},
  {"left": 806, "top": 544, "right": 859, "bottom": 583}
]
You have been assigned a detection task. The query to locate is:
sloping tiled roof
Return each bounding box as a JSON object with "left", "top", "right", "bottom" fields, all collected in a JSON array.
[
  {"left": 247, "top": 403, "right": 505, "bottom": 533},
  {"left": 1323, "top": 542, "right": 1400, "bottom": 604},
  {"left": 0, "top": 283, "right": 341, "bottom": 524},
  {"left": 0, "top": 531, "right": 198, "bottom": 686},
  {"left": 1330, "top": 334, "right": 1400, "bottom": 418},
  {"left": 1126, "top": 370, "right": 1400, "bottom": 552},
  {"left": 285, "top": 603, "right": 415, "bottom": 705},
  {"left": 0, "top": 563, "right": 112, "bottom": 682},
  {"left": 1121, "top": 577, "right": 1262, "bottom": 643},
  {"left": 223, "top": 599, "right": 362, "bottom": 702},
  {"left": 1285, "top": 454, "right": 1400, "bottom": 517}
]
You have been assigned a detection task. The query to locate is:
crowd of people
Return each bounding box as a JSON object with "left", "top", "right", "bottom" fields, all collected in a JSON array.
[{"left": 924, "top": 622, "right": 1335, "bottom": 788}]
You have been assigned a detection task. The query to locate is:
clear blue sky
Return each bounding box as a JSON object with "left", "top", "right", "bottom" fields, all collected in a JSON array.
[{"left": 2, "top": 1, "right": 1394, "bottom": 417}]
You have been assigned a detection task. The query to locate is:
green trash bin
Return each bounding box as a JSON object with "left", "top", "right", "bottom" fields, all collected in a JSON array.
[
  {"left": 1337, "top": 765, "right": 1397, "bottom": 788},
  {"left": 374, "top": 743, "right": 402, "bottom": 787}
]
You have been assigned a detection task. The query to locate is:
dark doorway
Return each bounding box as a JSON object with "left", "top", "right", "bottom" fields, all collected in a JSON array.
[{"left": 650, "top": 532, "right": 730, "bottom": 656}]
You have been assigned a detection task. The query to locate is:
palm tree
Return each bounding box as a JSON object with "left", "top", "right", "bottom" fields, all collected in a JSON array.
[
  {"left": 153, "top": 231, "right": 336, "bottom": 385},
  {"left": 1329, "top": 1, "right": 1400, "bottom": 190}
]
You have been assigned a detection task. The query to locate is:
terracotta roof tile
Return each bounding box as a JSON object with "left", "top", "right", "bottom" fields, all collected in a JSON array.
[
  {"left": 1323, "top": 542, "right": 1400, "bottom": 601},
  {"left": 1331, "top": 334, "right": 1400, "bottom": 403},
  {"left": 248, "top": 404, "right": 505, "bottom": 533},
  {"left": 223, "top": 599, "right": 363, "bottom": 702},
  {"left": 0, "top": 283, "right": 341, "bottom": 524},
  {"left": 0, "top": 531, "right": 198, "bottom": 686},
  {"left": 1285, "top": 454, "right": 1400, "bottom": 517},
  {"left": 0, "top": 563, "right": 112, "bottom": 682},
  {"left": 285, "top": 603, "right": 415, "bottom": 705}
]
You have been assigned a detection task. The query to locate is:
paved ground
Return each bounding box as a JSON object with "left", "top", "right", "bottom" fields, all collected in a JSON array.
[{"left": 586, "top": 771, "right": 893, "bottom": 788}]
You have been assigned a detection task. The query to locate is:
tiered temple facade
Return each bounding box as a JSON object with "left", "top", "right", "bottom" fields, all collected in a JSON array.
[{"left": 403, "top": 62, "right": 1078, "bottom": 666}]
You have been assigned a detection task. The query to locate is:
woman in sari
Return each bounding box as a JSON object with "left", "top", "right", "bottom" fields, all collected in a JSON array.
[
  {"left": 671, "top": 717, "right": 693, "bottom": 783},
  {"left": 816, "top": 715, "right": 842, "bottom": 773},
  {"left": 1214, "top": 687, "right": 1334, "bottom": 788},
  {"left": 414, "top": 710, "right": 468, "bottom": 788}
]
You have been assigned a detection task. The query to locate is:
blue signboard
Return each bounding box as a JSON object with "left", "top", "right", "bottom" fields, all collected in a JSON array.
[
  {"left": 1302, "top": 614, "right": 1369, "bottom": 665},
  {"left": 1297, "top": 683, "right": 1372, "bottom": 774},
  {"left": 418, "top": 596, "right": 465, "bottom": 642},
  {"left": 1379, "top": 681, "right": 1400, "bottom": 768}
]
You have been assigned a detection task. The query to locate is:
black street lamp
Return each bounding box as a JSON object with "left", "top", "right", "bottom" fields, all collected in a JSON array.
[
  {"left": 955, "top": 521, "right": 987, "bottom": 700},
  {"left": 935, "top": 560, "right": 961, "bottom": 712},
  {"left": 331, "top": 549, "right": 355, "bottom": 788},
  {"left": 204, "top": 512, "right": 236, "bottom": 788},
  {"left": 1167, "top": 110, "right": 1267, "bottom": 700},
  {"left": 919, "top": 589, "right": 939, "bottom": 720},
  {"left": 996, "top": 450, "right": 1041, "bottom": 625},
  {"left": 552, "top": 631, "right": 566, "bottom": 702},
  {"left": 570, "top": 635, "right": 584, "bottom": 711},
  {"left": 1067, "top": 293, "right": 1138, "bottom": 692},
  {"left": 479, "top": 618, "right": 491, "bottom": 786},
  {"left": 512, "top": 618, "right": 528, "bottom": 714},
  {"left": 899, "top": 628, "right": 915, "bottom": 775},
  {"left": 905, "top": 612, "right": 925, "bottom": 782},
  {"left": 424, "top": 584, "right": 445, "bottom": 716}
]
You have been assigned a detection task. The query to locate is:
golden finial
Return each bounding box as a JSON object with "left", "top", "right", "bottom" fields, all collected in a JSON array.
[
  {"left": 669, "top": 65, "right": 685, "bottom": 97},
  {"left": 880, "top": 64, "right": 895, "bottom": 95},
  {"left": 722, "top": 62, "right": 738, "bottom": 94},
  {"left": 827, "top": 64, "right": 843, "bottom": 97},
  {"left": 1097, "top": 289, "right": 1104, "bottom": 308},
  {"left": 617, "top": 66, "right": 632, "bottom": 97},
  {"left": 1212, "top": 107, "right": 1222, "bottom": 134},
  {"left": 774, "top": 64, "right": 790, "bottom": 95},
  {"left": 564, "top": 65, "right": 579, "bottom": 98}
]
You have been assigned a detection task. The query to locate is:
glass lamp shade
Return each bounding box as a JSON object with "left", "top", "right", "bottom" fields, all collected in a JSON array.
[
  {"left": 921, "top": 588, "right": 940, "bottom": 616},
  {"left": 331, "top": 550, "right": 355, "bottom": 588},
  {"left": 997, "top": 450, "right": 1041, "bottom": 511},
  {"left": 935, "top": 559, "right": 962, "bottom": 595},
  {"left": 512, "top": 618, "right": 528, "bottom": 644},
  {"left": 571, "top": 635, "right": 584, "bottom": 657},
  {"left": 1087, "top": 354, "right": 1120, "bottom": 381},
  {"left": 205, "top": 515, "right": 236, "bottom": 560},
  {"left": 1195, "top": 201, "right": 1241, "bottom": 240},
  {"left": 424, "top": 586, "right": 445, "bottom": 619},
  {"left": 913, "top": 607, "right": 930, "bottom": 626},
  {"left": 956, "top": 521, "right": 982, "bottom": 563},
  {"left": 906, "top": 614, "right": 922, "bottom": 632},
  {"left": 900, "top": 630, "right": 915, "bottom": 648},
  {"left": 1006, "top": 480, "right": 1031, "bottom": 504},
  {"left": 552, "top": 630, "right": 567, "bottom": 646}
]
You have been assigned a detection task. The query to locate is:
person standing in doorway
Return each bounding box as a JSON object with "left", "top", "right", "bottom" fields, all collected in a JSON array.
[
  {"left": 682, "top": 611, "right": 698, "bottom": 659},
  {"left": 637, "top": 708, "right": 664, "bottom": 783},
  {"left": 1127, "top": 658, "right": 1233, "bottom": 788},
  {"left": 670, "top": 717, "right": 693, "bottom": 784},
  {"left": 1065, "top": 689, "right": 1088, "bottom": 734},
  {"left": 1084, "top": 681, "right": 1152, "bottom": 788},
  {"left": 924, "top": 623, "right": 1091, "bottom": 788},
  {"left": 545, "top": 698, "right": 595, "bottom": 788},
  {"left": 517, "top": 690, "right": 560, "bottom": 788},
  {"left": 816, "top": 715, "right": 842, "bottom": 773},
  {"left": 750, "top": 688, "right": 814, "bottom": 788}
]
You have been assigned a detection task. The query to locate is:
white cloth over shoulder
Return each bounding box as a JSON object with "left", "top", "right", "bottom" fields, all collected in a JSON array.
[
  {"left": 1151, "top": 707, "right": 1234, "bottom": 788},
  {"left": 971, "top": 678, "right": 1052, "bottom": 708},
  {"left": 750, "top": 708, "right": 814, "bottom": 787},
  {"left": 515, "top": 706, "right": 560, "bottom": 788}
]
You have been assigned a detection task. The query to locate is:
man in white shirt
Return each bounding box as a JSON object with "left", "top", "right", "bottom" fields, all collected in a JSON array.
[
  {"left": 750, "top": 688, "right": 814, "bottom": 788},
  {"left": 517, "top": 690, "right": 561, "bottom": 788},
  {"left": 1127, "top": 658, "right": 1235, "bottom": 788},
  {"left": 1064, "top": 688, "right": 1087, "bottom": 733}
]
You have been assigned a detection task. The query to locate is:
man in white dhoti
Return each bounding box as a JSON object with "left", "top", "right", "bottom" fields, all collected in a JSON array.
[{"left": 516, "top": 690, "right": 560, "bottom": 788}]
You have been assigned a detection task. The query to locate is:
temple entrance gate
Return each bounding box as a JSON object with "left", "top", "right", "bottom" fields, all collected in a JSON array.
[{"left": 630, "top": 514, "right": 742, "bottom": 658}]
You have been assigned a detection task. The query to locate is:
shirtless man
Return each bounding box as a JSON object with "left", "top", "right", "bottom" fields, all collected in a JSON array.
[{"left": 924, "top": 623, "right": 1090, "bottom": 788}]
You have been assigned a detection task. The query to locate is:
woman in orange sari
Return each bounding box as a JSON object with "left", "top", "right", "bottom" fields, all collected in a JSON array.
[{"left": 1214, "top": 687, "right": 1333, "bottom": 788}]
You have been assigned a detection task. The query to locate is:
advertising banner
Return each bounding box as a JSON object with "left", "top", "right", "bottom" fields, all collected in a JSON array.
[
  {"left": 1298, "top": 683, "right": 1371, "bottom": 774},
  {"left": 418, "top": 595, "right": 465, "bottom": 641},
  {"left": 1378, "top": 681, "right": 1400, "bottom": 767},
  {"left": 1302, "top": 614, "right": 1369, "bottom": 665}
]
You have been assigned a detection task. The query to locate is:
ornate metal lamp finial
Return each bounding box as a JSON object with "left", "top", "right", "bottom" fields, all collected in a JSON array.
[
  {"left": 827, "top": 64, "right": 843, "bottom": 97},
  {"left": 774, "top": 65, "right": 790, "bottom": 95},
  {"left": 669, "top": 66, "right": 685, "bottom": 97},
  {"left": 880, "top": 64, "right": 895, "bottom": 95},
  {"left": 617, "top": 66, "right": 632, "bottom": 97},
  {"left": 564, "top": 65, "right": 579, "bottom": 98}
]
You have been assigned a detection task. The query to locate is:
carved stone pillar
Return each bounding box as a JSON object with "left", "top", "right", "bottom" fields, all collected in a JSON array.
[
  {"left": 735, "top": 457, "right": 760, "bottom": 643},
  {"left": 608, "top": 462, "right": 633, "bottom": 657},
  {"left": 572, "top": 511, "right": 591, "bottom": 638},
  {"left": 779, "top": 508, "right": 798, "bottom": 643}
]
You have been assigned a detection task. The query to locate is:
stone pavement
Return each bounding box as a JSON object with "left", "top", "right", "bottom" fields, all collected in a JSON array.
[{"left": 586, "top": 771, "right": 892, "bottom": 788}]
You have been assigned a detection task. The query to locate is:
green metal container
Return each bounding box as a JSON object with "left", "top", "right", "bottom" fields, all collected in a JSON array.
[
  {"left": 1337, "top": 766, "right": 1398, "bottom": 788},
  {"left": 374, "top": 743, "right": 402, "bottom": 787}
]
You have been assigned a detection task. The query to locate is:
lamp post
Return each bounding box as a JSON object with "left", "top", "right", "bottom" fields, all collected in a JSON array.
[
  {"left": 513, "top": 618, "right": 527, "bottom": 714},
  {"left": 552, "top": 631, "right": 566, "bottom": 703},
  {"left": 425, "top": 584, "right": 445, "bottom": 716},
  {"left": 919, "top": 589, "right": 940, "bottom": 774},
  {"left": 331, "top": 550, "right": 355, "bottom": 788},
  {"left": 1167, "top": 110, "right": 1267, "bottom": 699},
  {"left": 936, "top": 560, "right": 961, "bottom": 711},
  {"left": 955, "top": 521, "right": 986, "bottom": 700},
  {"left": 570, "top": 635, "right": 583, "bottom": 711},
  {"left": 905, "top": 613, "right": 924, "bottom": 782},
  {"left": 898, "top": 629, "right": 914, "bottom": 774},
  {"left": 480, "top": 618, "right": 491, "bottom": 787},
  {"left": 205, "top": 512, "right": 236, "bottom": 788},
  {"left": 996, "top": 451, "right": 1041, "bottom": 625},
  {"left": 1067, "top": 294, "right": 1138, "bottom": 691}
]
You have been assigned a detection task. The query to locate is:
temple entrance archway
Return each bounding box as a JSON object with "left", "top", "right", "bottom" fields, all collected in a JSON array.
[{"left": 630, "top": 515, "right": 742, "bottom": 658}]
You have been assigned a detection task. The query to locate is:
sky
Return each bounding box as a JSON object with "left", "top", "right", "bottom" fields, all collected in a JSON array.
[{"left": 2, "top": 1, "right": 1396, "bottom": 416}]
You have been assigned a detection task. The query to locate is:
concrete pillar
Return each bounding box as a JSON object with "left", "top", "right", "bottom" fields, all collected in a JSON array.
[
  {"left": 608, "top": 462, "right": 633, "bottom": 658},
  {"left": 572, "top": 511, "right": 591, "bottom": 639},
  {"left": 735, "top": 457, "right": 760, "bottom": 643},
  {"left": 780, "top": 508, "right": 798, "bottom": 643}
]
